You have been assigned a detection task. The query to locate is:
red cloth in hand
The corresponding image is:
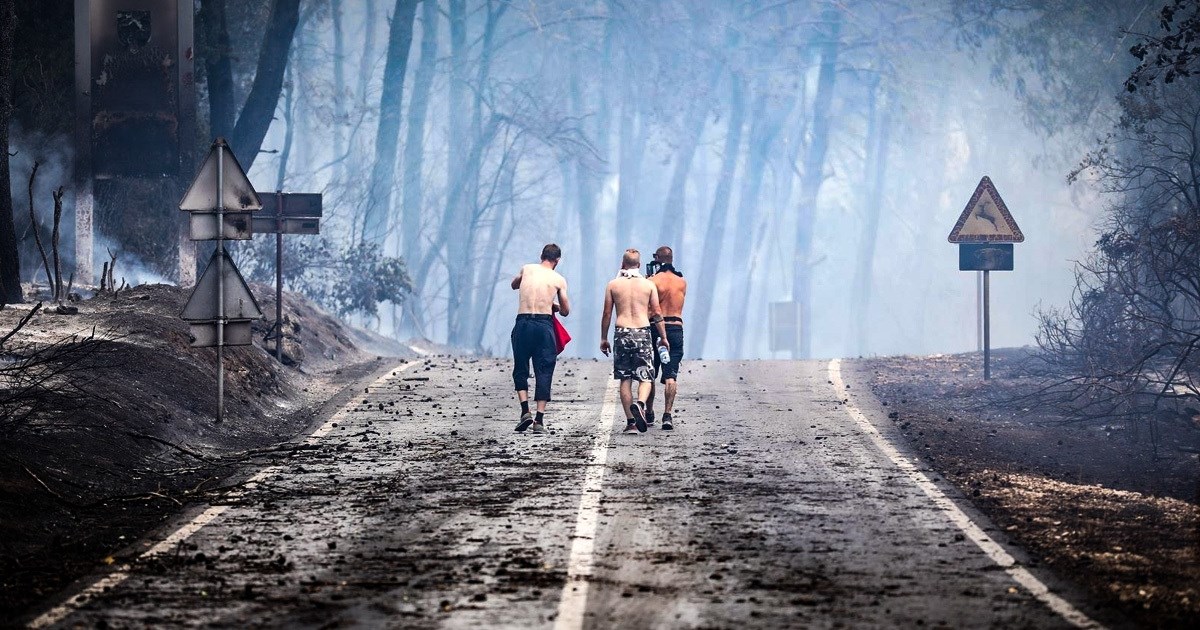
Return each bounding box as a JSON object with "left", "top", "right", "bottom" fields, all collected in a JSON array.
[{"left": 553, "top": 315, "right": 572, "bottom": 354}]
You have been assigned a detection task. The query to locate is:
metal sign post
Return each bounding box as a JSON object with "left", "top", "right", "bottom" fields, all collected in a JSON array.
[
  {"left": 251, "top": 192, "right": 322, "bottom": 363},
  {"left": 179, "top": 138, "right": 263, "bottom": 421},
  {"left": 948, "top": 176, "right": 1024, "bottom": 380}
]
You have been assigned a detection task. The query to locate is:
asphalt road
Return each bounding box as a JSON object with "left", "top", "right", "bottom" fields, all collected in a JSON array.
[{"left": 28, "top": 358, "right": 1106, "bottom": 629}]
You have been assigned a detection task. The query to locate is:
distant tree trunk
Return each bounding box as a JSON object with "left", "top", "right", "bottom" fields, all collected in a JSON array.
[
  {"left": 726, "top": 83, "right": 791, "bottom": 358},
  {"left": 657, "top": 93, "right": 709, "bottom": 252},
  {"left": 275, "top": 63, "right": 296, "bottom": 190},
  {"left": 570, "top": 19, "right": 614, "bottom": 359},
  {"left": 691, "top": 73, "right": 748, "bottom": 359},
  {"left": 792, "top": 7, "right": 842, "bottom": 359},
  {"left": 230, "top": 0, "right": 302, "bottom": 170},
  {"left": 614, "top": 79, "right": 647, "bottom": 249},
  {"left": 469, "top": 156, "right": 518, "bottom": 351},
  {"left": 361, "top": 0, "right": 419, "bottom": 247},
  {"left": 331, "top": 0, "right": 347, "bottom": 182},
  {"left": 852, "top": 80, "right": 892, "bottom": 356},
  {"left": 454, "top": 1, "right": 508, "bottom": 346},
  {"left": 397, "top": 0, "right": 439, "bottom": 337},
  {"left": 401, "top": 0, "right": 438, "bottom": 267},
  {"left": 0, "top": 0, "right": 19, "bottom": 305},
  {"left": 198, "top": 0, "right": 235, "bottom": 139}
]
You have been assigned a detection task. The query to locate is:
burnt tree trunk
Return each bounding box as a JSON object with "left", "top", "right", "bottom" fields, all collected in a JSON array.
[
  {"left": 229, "top": 0, "right": 302, "bottom": 170},
  {"left": 0, "top": 0, "right": 19, "bottom": 305},
  {"left": 198, "top": 0, "right": 235, "bottom": 139},
  {"left": 361, "top": 0, "right": 420, "bottom": 247}
]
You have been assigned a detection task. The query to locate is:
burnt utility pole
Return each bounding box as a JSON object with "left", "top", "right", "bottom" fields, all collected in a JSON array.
[
  {"left": 74, "top": 0, "right": 196, "bottom": 287},
  {"left": 948, "top": 176, "right": 1024, "bottom": 380},
  {"left": 179, "top": 139, "right": 264, "bottom": 422}
]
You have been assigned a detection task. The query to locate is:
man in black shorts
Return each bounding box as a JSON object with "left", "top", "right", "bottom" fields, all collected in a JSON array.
[{"left": 647, "top": 246, "right": 686, "bottom": 430}]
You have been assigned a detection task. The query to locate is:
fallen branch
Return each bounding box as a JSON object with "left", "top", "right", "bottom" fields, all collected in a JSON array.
[
  {"left": 22, "top": 463, "right": 78, "bottom": 507},
  {"left": 122, "top": 430, "right": 211, "bottom": 461},
  {"left": 0, "top": 302, "right": 43, "bottom": 348}
]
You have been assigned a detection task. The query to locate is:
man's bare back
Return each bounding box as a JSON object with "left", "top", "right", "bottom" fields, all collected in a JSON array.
[
  {"left": 650, "top": 272, "right": 687, "bottom": 321},
  {"left": 606, "top": 275, "right": 659, "bottom": 329},
  {"left": 514, "top": 263, "right": 570, "bottom": 316}
]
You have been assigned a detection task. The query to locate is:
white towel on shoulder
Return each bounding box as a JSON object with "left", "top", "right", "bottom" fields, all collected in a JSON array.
[{"left": 618, "top": 268, "right": 643, "bottom": 279}]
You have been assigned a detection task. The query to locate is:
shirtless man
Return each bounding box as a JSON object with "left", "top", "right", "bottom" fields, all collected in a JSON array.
[
  {"left": 510, "top": 244, "right": 571, "bottom": 434},
  {"left": 600, "top": 249, "right": 669, "bottom": 434},
  {"left": 646, "top": 246, "right": 687, "bottom": 431}
]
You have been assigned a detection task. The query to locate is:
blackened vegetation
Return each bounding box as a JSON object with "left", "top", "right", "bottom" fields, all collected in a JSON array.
[
  {"left": 1127, "top": 0, "right": 1200, "bottom": 90},
  {"left": 1032, "top": 22, "right": 1200, "bottom": 456},
  {"left": 0, "top": 304, "right": 122, "bottom": 433}
]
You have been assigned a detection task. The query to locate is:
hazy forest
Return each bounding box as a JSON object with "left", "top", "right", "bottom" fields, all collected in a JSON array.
[{"left": 1, "top": 0, "right": 1196, "bottom": 362}]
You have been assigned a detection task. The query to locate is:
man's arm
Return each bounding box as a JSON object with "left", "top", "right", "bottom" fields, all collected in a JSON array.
[
  {"left": 510, "top": 267, "right": 523, "bottom": 290},
  {"left": 649, "top": 285, "right": 668, "bottom": 348},
  {"left": 556, "top": 280, "right": 571, "bottom": 317},
  {"left": 599, "top": 284, "right": 613, "bottom": 356}
]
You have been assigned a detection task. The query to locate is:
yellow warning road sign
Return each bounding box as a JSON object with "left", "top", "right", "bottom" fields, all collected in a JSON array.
[{"left": 947, "top": 176, "right": 1024, "bottom": 243}]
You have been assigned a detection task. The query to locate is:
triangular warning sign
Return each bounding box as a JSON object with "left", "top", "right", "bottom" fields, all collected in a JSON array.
[
  {"left": 179, "top": 139, "right": 263, "bottom": 212},
  {"left": 948, "top": 176, "right": 1024, "bottom": 243},
  {"left": 181, "top": 248, "right": 264, "bottom": 321}
]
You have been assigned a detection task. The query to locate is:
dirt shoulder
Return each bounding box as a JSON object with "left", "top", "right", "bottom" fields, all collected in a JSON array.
[
  {"left": 860, "top": 350, "right": 1199, "bottom": 628},
  {"left": 0, "top": 283, "right": 402, "bottom": 621}
]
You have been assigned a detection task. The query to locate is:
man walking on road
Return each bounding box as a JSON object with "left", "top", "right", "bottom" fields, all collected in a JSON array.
[
  {"left": 510, "top": 244, "right": 571, "bottom": 434},
  {"left": 601, "top": 249, "right": 669, "bottom": 434},
  {"left": 646, "top": 246, "right": 687, "bottom": 431}
]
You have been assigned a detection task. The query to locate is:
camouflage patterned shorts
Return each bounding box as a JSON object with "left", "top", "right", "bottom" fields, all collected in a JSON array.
[{"left": 613, "top": 327, "right": 655, "bottom": 382}]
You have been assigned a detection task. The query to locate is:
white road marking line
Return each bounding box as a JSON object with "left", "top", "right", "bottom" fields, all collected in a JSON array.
[
  {"left": 553, "top": 381, "right": 620, "bottom": 630},
  {"left": 827, "top": 359, "right": 1104, "bottom": 629},
  {"left": 27, "top": 362, "right": 416, "bottom": 629}
]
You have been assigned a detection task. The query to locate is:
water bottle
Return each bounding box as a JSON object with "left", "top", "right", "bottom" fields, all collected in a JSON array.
[{"left": 657, "top": 343, "right": 671, "bottom": 365}]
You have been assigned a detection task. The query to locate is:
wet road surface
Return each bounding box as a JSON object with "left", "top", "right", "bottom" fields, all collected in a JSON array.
[{"left": 30, "top": 359, "right": 1103, "bottom": 628}]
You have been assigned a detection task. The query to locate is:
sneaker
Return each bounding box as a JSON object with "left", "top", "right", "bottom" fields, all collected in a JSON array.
[
  {"left": 516, "top": 412, "right": 534, "bottom": 432},
  {"left": 661, "top": 414, "right": 674, "bottom": 431},
  {"left": 645, "top": 409, "right": 656, "bottom": 426},
  {"left": 531, "top": 421, "right": 547, "bottom": 434},
  {"left": 623, "top": 422, "right": 640, "bottom": 435},
  {"left": 630, "top": 403, "right": 647, "bottom": 433}
]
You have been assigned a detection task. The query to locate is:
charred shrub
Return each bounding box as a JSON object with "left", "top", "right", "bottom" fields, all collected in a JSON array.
[{"left": 236, "top": 236, "right": 412, "bottom": 320}]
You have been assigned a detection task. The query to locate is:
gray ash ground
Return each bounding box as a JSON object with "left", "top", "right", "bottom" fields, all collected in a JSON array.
[
  {"left": 31, "top": 358, "right": 1110, "bottom": 628},
  {"left": 864, "top": 349, "right": 1199, "bottom": 628}
]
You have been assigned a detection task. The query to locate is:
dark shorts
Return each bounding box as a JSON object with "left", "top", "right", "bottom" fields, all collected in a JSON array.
[
  {"left": 651, "top": 325, "right": 684, "bottom": 383},
  {"left": 512, "top": 314, "right": 557, "bottom": 401},
  {"left": 613, "top": 327, "right": 655, "bottom": 382}
]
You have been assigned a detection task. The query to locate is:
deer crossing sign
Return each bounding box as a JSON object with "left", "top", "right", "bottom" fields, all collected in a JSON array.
[{"left": 947, "top": 176, "right": 1024, "bottom": 243}]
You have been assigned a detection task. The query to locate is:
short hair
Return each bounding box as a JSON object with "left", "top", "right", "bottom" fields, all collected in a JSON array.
[
  {"left": 541, "top": 243, "right": 562, "bottom": 261},
  {"left": 622, "top": 248, "right": 640, "bottom": 269},
  {"left": 654, "top": 246, "right": 673, "bottom": 264}
]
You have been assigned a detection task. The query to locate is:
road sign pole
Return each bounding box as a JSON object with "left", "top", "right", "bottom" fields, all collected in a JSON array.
[
  {"left": 983, "top": 270, "right": 991, "bottom": 380},
  {"left": 216, "top": 142, "right": 226, "bottom": 422},
  {"left": 976, "top": 271, "right": 983, "bottom": 352},
  {"left": 275, "top": 191, "right": 284, "bottom": 363}
]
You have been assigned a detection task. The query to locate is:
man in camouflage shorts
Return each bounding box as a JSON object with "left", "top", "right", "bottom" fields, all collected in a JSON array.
[{"left": 600, "top": 249, "right": 669, "bottom": 434}]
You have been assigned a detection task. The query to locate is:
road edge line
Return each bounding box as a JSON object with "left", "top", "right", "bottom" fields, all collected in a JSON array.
[
  {"left": 553, "top": 380, "right": 620, "bottom": 630},
  {"left": 827, "top": 358, "right": 1104, "bottom": 630},
  {"left": 26, "top": 360, "right": 418, "bottom": 629}
]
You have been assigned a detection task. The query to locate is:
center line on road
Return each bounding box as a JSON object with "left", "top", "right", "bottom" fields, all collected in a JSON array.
[
  {"left": 827, "top": 359, "right": 1104, "bottom": 629},
  {"left": 27, "top": 361, "right": 417, "bottom": 629},
  {"left": 553, "top": 380, "right": 620, "bottom": 630}
]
